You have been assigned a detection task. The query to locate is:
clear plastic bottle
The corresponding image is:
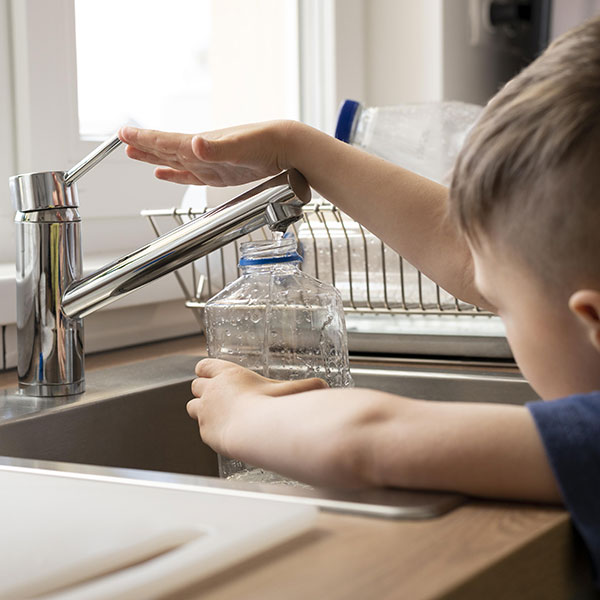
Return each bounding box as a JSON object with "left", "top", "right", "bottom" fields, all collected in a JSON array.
[
  {"left": 204, "top": 235, "right": 353, "bottom": 483},
  {"left": 321, "top": 99, "right": 482, "bottom": 315},
  {"left": 335, "top": 99, "right": 482, "bottom": 184}
]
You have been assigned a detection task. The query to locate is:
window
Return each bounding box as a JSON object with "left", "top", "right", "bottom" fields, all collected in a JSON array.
[
  {"left": 1, "top": 0, "right": 327, "bottom": 352},
  {"left": 74, "top": 0, "right": 213, "bottom": 139},
  {"left": 2, "top": 0, "right": 302, "bottom": 300},
  {"left": 1, "top": 0, "right": 360, "bottom": 351},
  {"left": 8, "top": 0, "right": 300, "bottom": 256}
]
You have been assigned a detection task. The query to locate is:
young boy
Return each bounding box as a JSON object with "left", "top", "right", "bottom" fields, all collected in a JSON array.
[{"left": 119, "top": 16, "right": 600, "bottom": 578}]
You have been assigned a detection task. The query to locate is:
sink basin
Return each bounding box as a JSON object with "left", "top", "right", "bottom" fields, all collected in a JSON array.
[
  {"left": 0, "top": 357, "right": 216, "bottom": 478},
  {"left": 0, "top": 355, "right": 537, "bottom": 518}
]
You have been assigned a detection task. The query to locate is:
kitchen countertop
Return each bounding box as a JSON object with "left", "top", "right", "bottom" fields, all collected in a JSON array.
[{"left": 0, "top": 336, "right": 589, "bottom": 599}]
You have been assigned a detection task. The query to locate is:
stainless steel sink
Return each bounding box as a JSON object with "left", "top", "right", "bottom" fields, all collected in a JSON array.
[
  {"left": 350, "top": 357, "right": 538, "bottom": 405},
  {"left": 0, "top": 354, "right": 538, "bottom": 519},
  {"left": 0, "top": 357, "right": 215, "bottom": 477}
]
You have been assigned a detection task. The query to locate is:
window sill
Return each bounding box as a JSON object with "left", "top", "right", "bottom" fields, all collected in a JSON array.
[{"left": 0, "top": 253, "right": 191, "bottom": 325}]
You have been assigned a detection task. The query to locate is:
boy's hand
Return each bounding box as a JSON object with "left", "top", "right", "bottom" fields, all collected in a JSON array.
[
  {"left": 187, "top": 358, "right": 327, "bottom": 461},
  {"left": 119, "top": 121, "right": 297, "bottom": 187}
]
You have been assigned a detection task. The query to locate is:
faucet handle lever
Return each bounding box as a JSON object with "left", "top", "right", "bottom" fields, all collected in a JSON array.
[{"left": 64, "top": 133, "right": 123, "bottom": 186}]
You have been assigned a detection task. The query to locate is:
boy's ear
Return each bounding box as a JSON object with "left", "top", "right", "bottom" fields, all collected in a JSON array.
[{"left": 569, "top": 290, "right": 600, "bottom": 352}]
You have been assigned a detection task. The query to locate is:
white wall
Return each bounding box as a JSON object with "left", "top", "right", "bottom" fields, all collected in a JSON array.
[
  {"left": 551, "top": 0, "right": 600, "bottom": 39},
  {"left": 210, "top": 0, "right": 299, "bottom": 128},
  {"left": 333, "top": 0, "right": 366, "bottom": 118},
  {"left": 441, "top": 0, "right": 525, "bottom": 105},
  {"left": 364, "top": 0, "right": 443, "bottom": 106},
  {"left": 0, "top": 0, "right": 15, "bottom": 263}
]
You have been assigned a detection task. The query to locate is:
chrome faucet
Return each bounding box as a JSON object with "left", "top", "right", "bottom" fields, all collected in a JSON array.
[{"left": 9, "top": 135, "right": 310, "bottom": 397}]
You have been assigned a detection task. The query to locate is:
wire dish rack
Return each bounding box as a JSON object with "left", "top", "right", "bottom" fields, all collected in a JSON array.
[{"left": 142, "top": 199, "right": 509, "bottom": 358}]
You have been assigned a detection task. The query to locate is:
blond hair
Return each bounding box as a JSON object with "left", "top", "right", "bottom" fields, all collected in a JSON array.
[{"left": 450, "top": 15, "right": 600, "bottom": 291}]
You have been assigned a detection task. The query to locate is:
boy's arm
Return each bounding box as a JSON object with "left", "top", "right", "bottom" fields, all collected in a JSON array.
[
  {"left": 120, "top": 122, "right": 491, "bottom": 309},
  {"left": 288, "top": 125, "right": 489, "bottom": 309},
  {"left": 189, "top": 359, "right": 561, "bottom": 503}
]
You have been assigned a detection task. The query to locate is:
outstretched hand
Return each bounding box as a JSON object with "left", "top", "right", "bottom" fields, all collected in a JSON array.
[{"left": 118, "top": 121, "right": 295, "bottom": 187}]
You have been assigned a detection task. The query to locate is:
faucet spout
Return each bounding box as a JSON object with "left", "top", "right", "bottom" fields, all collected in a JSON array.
[{"left": 62, "top": 170, "right": 310, "bottom": 319}]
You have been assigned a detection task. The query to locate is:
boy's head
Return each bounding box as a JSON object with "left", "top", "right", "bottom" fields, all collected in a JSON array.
[{"left": 449, "top": 15, "right": 600, "bottom": 399}]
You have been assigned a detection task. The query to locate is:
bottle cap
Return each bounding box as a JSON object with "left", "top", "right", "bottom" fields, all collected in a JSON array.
[
  {"left": 239, "top": 252, "right": 303, "bottom": 266},
  {"left": 335, "top": 100, "right": 362, "bottom": 143},
  {"left": 239, "top": 236, "right": 303, "bottom": 266}
]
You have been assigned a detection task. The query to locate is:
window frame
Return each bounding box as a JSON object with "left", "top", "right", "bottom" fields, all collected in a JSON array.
[
  {"left": 0, "top": 0, "right": 15, "bottom": 264},
  {"left": 0, "top": 0, "right": 17, "bottom": 327}
]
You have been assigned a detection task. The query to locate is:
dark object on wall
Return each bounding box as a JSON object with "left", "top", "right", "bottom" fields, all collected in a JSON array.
[
  {"left": 489, "top": 0, "right": 552, "bottom": 63},
  {"left": 442, "top": 0, "right": 552, "bottom": 105}
]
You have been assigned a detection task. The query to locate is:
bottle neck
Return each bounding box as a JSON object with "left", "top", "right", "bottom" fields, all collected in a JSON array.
[
  {"left": 238, "top": 237, "right": 303, "bottom": 271},
  {"left": 352, "top": 106, "right": 372, "bottom": 148},
  {"left": 241, "top": 260, "right": 301, "bottom": 275}
]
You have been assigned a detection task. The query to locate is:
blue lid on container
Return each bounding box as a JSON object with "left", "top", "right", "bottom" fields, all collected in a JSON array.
[
  {"left": 239, "top": 252, "right": 303, "bottom": 266},
  {"left": 335, "top": 99, "right": 362, "bottom": 143}
]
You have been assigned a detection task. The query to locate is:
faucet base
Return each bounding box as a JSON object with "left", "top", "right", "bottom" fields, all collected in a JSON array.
[{"left": 18, "top": 380, "right": 85, "bottom": 398}]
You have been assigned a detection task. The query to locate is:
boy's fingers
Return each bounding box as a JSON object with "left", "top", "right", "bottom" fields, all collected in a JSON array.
[
  {"left": 194, "top": 357, "right": 237, "bottom": 377},
  {"left": 192, "top": 134, "right": 240, "bottom": 164},
  {"left": 186, "top": 397, "right": 201, "bottom": 418},
  {"left": 154, "top": 167, "right": 205, "bottom": 185},
  {"left": 118, "top": 126, "right": 134, "bottom": 144},
  {"left": 192, "top": 135, "right": 219, "bottom": 162},
  {"left": 191, "top": 377, "right": 205, "bottom": 397},
  {"left": 120, "top": 126, "right": 192, "bottom": 157},
  {"left": 126, "top": 146, "right": 183, "bottom": 169}
]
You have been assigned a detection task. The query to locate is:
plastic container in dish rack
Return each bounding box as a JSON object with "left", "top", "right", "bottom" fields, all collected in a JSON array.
[
  {"left": 335, "top": 99, "right": 482, "bottom": 184},
  {"left": 204, "top": 236, "right": 354, "bottom": 483},
  {"left": 305, "top": 99, "right": 483, "bottom": 312}
]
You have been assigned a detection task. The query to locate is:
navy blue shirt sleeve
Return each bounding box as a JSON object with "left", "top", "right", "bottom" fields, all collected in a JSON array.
[{"left": 527, "top": 392, "right": 600, "bottom": 582}]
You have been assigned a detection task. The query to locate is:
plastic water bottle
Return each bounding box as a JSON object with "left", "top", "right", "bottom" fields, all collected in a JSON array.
[
  {"left": 204, "top": 235, "right": 353, "bottom": 483},
  {"left": 335, "top": 99, "right": 482, "bottom": 184}
]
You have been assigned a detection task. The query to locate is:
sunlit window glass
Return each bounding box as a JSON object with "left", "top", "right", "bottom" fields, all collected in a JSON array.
[{"left": 74, "top": 0, "right": 299, "bottom": 139}]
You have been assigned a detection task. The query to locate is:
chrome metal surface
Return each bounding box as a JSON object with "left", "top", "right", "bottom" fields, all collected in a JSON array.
[
  {"left": 345, "top": 328, "right": 512, "bottom": 359},
  {"left": 9, "top": 171, "right": 78, "bottom": 212},
  {"left": 9, "top": 132, "right": 310, "bottom": 397},
  {"left": 63, "top": 133, "right": 123, "bottom": 186},
  {"left": 14, "top": 206, "right": 84, "bottom": 396},
  {"left": 0, "top": 355, "right": 537, "bottom": 518},
  {"left": 0, "top": 457, "right": 463, "bottom": 520},
  {"left": 62, "top": 170, "right": 309, "bottom": 319},
  {"left": 350, "top": 361, "right": 539, "bottom": 405}
]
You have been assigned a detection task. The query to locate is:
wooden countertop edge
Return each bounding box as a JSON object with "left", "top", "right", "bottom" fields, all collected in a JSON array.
[
  {"left": 170, "top": 502, "right": 573, "bottom": 600},
  {"left": 436, "top": 508, "right": 575, "bottom": 600}
]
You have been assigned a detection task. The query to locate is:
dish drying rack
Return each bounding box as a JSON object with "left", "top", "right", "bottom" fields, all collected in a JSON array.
[{"left": 142, "top": 200, "right": 510, "bottom": 358}]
